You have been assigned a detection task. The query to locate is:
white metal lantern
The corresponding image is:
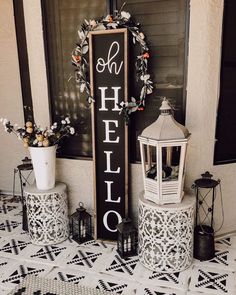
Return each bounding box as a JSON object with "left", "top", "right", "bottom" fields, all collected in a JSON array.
[{"left": 138, "top": 98, "right": 190, "bottom": 204}]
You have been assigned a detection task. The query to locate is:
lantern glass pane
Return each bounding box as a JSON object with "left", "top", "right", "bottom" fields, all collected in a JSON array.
[
  {"left": 196, "top": 187, "right": 215, "bottom": 227},
  {"left": 162, "top": 146, "right": 181, "bottom": 181},
  {"left": 145, "top": 145, "right": 157, "bottom": 180}
]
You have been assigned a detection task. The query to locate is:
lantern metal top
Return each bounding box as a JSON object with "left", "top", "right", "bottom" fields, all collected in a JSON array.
[
  {"left": 194, "top": 171, "right": 220, "bottom": 188},
  {"left": 139, "top": 98, "right": 190, "bottom": 141},
  {"left": 71, "top": 202, "right": 91, "bottom": 219},
  {"left": 116, "top": 218, "right": 136, "bottom": 233},
  {"left": 76, "top": 202, "right": 86, "bottom": 213}
]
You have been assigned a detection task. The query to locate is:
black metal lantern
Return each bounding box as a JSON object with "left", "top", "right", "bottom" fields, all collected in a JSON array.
[
  {"left": 193, "top": 171, "right": 220, "bottom": 261},
  {"left": 117, "top": 218, "right": 138, "bottom": 258},
  {"left": 71, "top": 202, "right": 93, "bottom": 244},
  {"left": 13, "top": 157, "right": 33, "bottom": 231}
]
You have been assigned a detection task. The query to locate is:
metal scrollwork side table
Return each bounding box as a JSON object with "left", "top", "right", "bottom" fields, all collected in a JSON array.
[
  {"left": 25, "top": 182, "right": 69, "bottom": 245},
  {"left": 139, "top": 193, "right": 195, "bottom": 273}
]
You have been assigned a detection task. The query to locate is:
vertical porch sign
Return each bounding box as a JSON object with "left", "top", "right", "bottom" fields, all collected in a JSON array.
[{"left": 89, "top": 29, "right": 129, "bottom": 240}]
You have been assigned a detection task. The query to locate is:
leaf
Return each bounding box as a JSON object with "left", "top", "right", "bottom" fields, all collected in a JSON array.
[
  {"left": 107, "top": 23, "right": 118, "bottom": 29},
  {"left": 130, "top": 106, "right": 139, "bottom": 113},
  {"left": 147, "top": 88, "right": 153, "bottom": 94},
  {"left": 140, "top": 86, "right": 147, "bottom": 99},
  {"left": 94, "top": 24, "right": 106, "bottom": 31},
  {"left": 80, "top": 83, "right": 86, "bottom": 93},
  {"left": 82, "top": 44, "right": 89, "bottom": 54},
  {"left": 78, "top": 30, "right": 85, "bottom": 40}
]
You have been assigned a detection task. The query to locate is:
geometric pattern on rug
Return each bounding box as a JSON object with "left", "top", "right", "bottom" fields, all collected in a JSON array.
[
  {"left": 96, "top": 279, "right": 127, "bottom": 294},
  {"left": 0, "top": 195, "right": 17, "bottom": 203},
  {"left": 0, "top": 238, "right": 31, "bottom": 256},
  {"left": 0, "top": 257, "right": 18, "bottom": 280},
  {"left": 196, "top": 269, "right": 227, "bottom": 291},
  {"left": 47, "top": 267, "right": 86, "bottom": 285},
  {"left": 139, "top": 263, "right": 192, "bottom": 291},
  {"left": 149, "top": 272, "right": 180, "bottom": 283},
  {"left": 56, "top": 271, "right": 85, "bottom": 284},
  {"left": 84, "top": 272, "right": 136, "bottom": 295},
  {"left": 51, "top": 236, "right": 79, "bottom": 249},
  {"left": 80, "top": 239, "right": 114, "bottom": 252},
  {"left": 105, "top": 254, "right": 140, "bottom": 277},
  {"left": 215, "top": 237, "right": 232, "bottom": 247},
  {"left": 136, "top": 285, "right": 187, "bottom": 295},
  {"left": 1, "top": 194, "right": 236, "bottom": 294},
  {"left": 0, "top": 262, "right": 52, "bottom": 289},
  {"left": 0, "top": 220, "right": 22, "bottom": 235},
  {"left": 215, "top": 234, "right": 236, "bottom": 250},
  {"left": 189, "top": 265, "right": 235, "bottom": 294},
  {"left": 193, "top": 248, "right": 236, "bottom": 271},
  {"left": 0, "top": 204, "right": 19, "bottom": 215},
  {"left": 30, "top": 245, "right": 68, "bottom": 263},
  {"left": 66, "top": 249, "right": 103, "bottom": 270},
  {"left": 2, "top": 265, "right": 44, "bottom": 285}
]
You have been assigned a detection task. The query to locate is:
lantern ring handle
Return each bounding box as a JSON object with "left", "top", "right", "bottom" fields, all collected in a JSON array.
[{"left": 79, "top": 202, "right": 84, "bottom": 208}]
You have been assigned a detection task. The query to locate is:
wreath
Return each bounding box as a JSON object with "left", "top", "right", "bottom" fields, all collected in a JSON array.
[{"left": 72, "top": 9, "right": 153, "bottom": 121}]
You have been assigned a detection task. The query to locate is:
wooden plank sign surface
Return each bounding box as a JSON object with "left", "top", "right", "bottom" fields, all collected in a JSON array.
[{"left": 89, "top": 29, "right": 129, "bottom": 240}]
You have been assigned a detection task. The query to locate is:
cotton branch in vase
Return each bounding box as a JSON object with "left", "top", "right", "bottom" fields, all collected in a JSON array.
[{"left": 0, "top": 117, "right": 75, "bottom": 148}]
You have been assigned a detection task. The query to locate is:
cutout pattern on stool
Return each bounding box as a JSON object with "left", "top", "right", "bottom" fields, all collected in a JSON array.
[
  {"left": 26, "top": 191, "right": 69, "bottom": 245},
  {"left": 139, "top": 198, "right": 194, "bottom": 273}
]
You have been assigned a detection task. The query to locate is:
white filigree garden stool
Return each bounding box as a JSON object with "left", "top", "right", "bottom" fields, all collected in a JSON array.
[
  {"left": 139, "top": 193, "right": 195, "bottom": 273},
  {"left": 25, "top": 182, "right": 69, "bottom": 245}
]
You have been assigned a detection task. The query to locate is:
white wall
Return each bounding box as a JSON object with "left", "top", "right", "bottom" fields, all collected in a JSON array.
[
  {"left": 0, "top": 0, "right": 28, "bottom": 194},
  {"left": 185, "top": 0, "right": 231, "bottom": 234},
  {"left": 0, "top": 0, "right": 235, "bottom": 235}
]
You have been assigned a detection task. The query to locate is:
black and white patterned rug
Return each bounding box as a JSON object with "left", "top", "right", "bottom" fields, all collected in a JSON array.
[{"left": 1, "top": 194, "right": 236, "bottom": 294}]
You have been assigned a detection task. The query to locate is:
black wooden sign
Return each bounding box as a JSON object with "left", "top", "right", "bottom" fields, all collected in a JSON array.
[{"left": 89, "top": 29, "right": 129, "bottom": 240}]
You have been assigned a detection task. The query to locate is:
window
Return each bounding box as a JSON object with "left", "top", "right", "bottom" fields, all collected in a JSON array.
[
  {"left": 42, "top": 0, "right": 189, "bottom": 160},
  {"left": 117, "top": 0, "right": 189, "bottom": 161},
  {"left": 42, "top": 0, "right": 107, "bottom": 158},
  {"left": 214, "top": 0, "right": 236, "bottom": 165}
]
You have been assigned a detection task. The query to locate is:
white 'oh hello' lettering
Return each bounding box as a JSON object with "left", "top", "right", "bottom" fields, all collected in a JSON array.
[
  {"left": 98, "top": 86, "right": 123, "bottom": 233},
  {"left": 96, "top": 41, "right": 123, "bottom": 75}
]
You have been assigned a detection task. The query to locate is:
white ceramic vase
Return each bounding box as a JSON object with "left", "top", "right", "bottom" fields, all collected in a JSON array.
[{"left": 29, "top": 145, "right": 56, "bottom": 190}]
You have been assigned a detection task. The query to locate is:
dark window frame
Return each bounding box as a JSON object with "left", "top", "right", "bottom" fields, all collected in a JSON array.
[
  {"left": 214, "top": 0, "right": 236, "bottom": 165},
  {"left": 13, "top": 0, "right": 34, "bottom": 123}
]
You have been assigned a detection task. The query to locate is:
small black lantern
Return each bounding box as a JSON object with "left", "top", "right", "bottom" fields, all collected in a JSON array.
[
  {"left": 117, "top": 218, "right": 138, "bottom": 258},
  {"left": 71, "top": 202, "right": 93, "bottom": 244},
  {"left": 193, "top": 171, "right": 220, "bottom": 261}
]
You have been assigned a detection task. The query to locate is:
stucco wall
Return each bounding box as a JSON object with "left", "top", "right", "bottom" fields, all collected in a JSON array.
[
  {"left": 185, "top": 0, "right": 230, "bottom": 234},
  {"left": 0, "top": 0, "right": 235, "bottom": 235},
  {"left": 0, "top": 0, "right": 28, "bottom": 194}
]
